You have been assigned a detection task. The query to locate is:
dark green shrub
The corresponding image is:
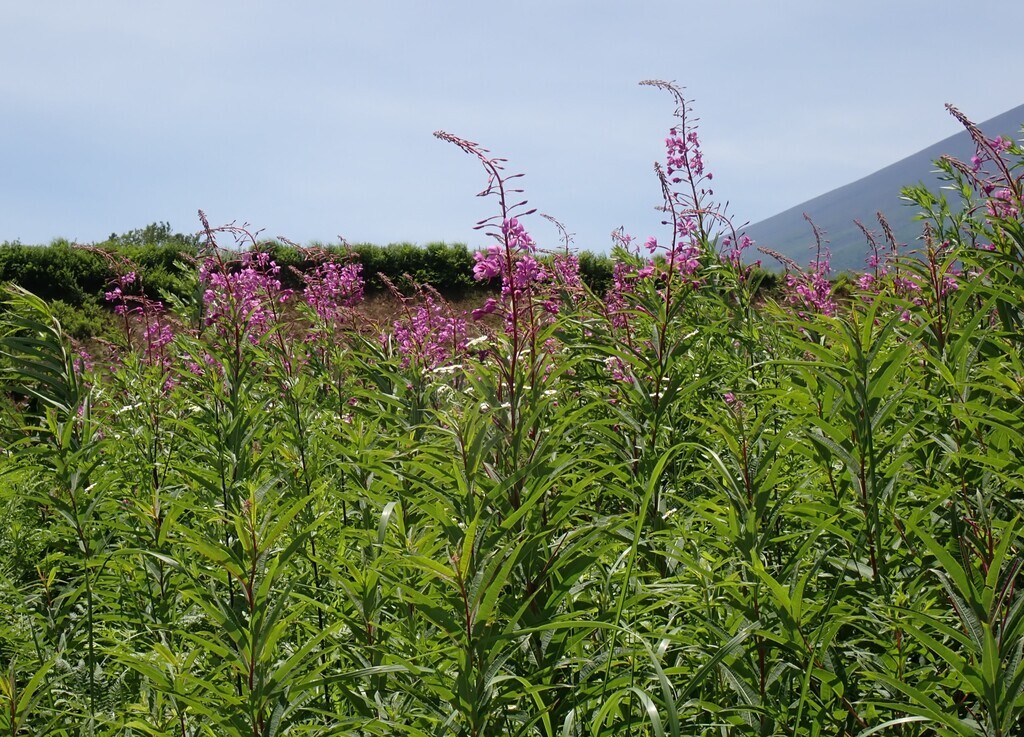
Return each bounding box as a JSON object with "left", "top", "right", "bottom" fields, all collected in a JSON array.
[
  {"left": 0, "top": 240, "right": 107, "bottom": 306},
  {"left": 48, "top": 299, "right": 114, "bottom": 341},
  {"left": 348, "top": 241, "right": 477, "bottom": 297},
  {"left": 422, "top": 241, "right": 476, "bottom": 296},
  {"left": 576, "top": 251, "right": 614, "bottom": 293}
]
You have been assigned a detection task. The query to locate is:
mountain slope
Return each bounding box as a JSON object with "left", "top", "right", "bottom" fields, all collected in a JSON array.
[{"left": 744, "top": 103, "right": 1024, "bottom": 273}]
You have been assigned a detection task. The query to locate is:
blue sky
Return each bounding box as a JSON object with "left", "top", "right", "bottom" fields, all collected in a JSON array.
[{"left": 2, "top": 1, "right": 1022, "bottom": 253}]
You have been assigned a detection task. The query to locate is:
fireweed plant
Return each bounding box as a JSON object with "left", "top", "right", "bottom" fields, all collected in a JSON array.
[{"left": 1, "top": 81, "right": 1024, "bottom": 736}]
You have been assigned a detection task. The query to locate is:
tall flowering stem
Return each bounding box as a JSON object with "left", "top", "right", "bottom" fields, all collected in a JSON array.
[
  {"left": 602, "top": 82, "right": 728, "bottom": 410},
  {"left": 759, "top": 215, "right": 838, "bottom": 325},
  {"left": 434, "top": 131, "right": 550, "bottom": 479},
  {"left": 900, "top": 109, "right": 1023, "bottom": 342},
  {"left": 639, "top": 80, "right": 723, "bottom": 263},
  {"left": 298, "top": 252, "right": 365, "bottom": 417},
  {"left": 946, "top": 103, "right": 1021, "bottom": 204},
  {"left": 88, "top": 246, "right": 178, "bottom": 374},
  {"left": 195, "top": 213, "right": 295, "bottom": 384},
  {"left": 626, "top": 82, "right": 750, "bottom": 388},
  {"left": 189, "top": 215, "right": 300, "bottom": 691},
  {"left": 432, "top": 132, "right": 542, "bottom": 353}
]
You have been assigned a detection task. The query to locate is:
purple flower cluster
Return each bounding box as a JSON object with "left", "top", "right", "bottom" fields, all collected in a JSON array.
[
  {"left": 605, "top": 260, "right": 642, "bottom": 329},
  {"left": 143, "top": 315, "right": 174, "bottom": 352},
  {"left": 669, "top": 241, "right": 702, "bottom": 279},
  {"left": 512, "top": 254, "right": 549, "bottom": 293},
  {"left": 892, "top": 275, "right": 923, "bottom": 299},
  {"left": 471, "top": 298, "right": 499, "bottom": 321},
  {"left": 603, "top": 226, "right": 707, "bottom": 331},
  {"left": 473, "top": 244, "right": 505, "bottom": 281},
  {"left": 986, "top": 188, "right": 1020, "bottom": 220},
  {"left": 474, "top": 219, "right": 549, "bottom": 293},
  {"left": 104, "top": 269, "right": 178, "bottom": 370},
  {"left": 535, "top": 252, "right": 586, "bottom": 317},
  {"left": 551, "top": 253, "right": 583, "bottom": 290},
  {"left": 185, "top": 353, "right": 220, "bottom": 378},
  {"left": 304, "top": 260, "right": 364, "bottom": 321},
  {"left": 139, "top": 303, "right": 175, "bottom": 366},
  {"left": 785, "top": 251, "right": 836, "bottom": 317},
  {"left": 603, "top": 355, "right": 633, "bottom": 384},
  {"left": 76, "top": 349, "right": 94, "bottom": 374},
  {"left": 855, "top": 245, "right": 961, "bottom": 323},
  {"left": 104, "top": 272, "right": 137, "bottom": 315},
  {"left": 504, "top": 216, "right": 535, "bottom": 252},
  {"left": 958, "top": 124, "right": 1022, "bottom": 223},
  {"left": 893, "top": 266, "right": 960, "bottom": 323},
  {"left": 856, "top": 246, "right": 890, "bottom": 294},
  {"left": 720, "top": 235, "right": 757, "bottom": 270},
  {"left": 473, "top": 219, "right": 551, "bottom": 296},
  {"left": 643, "top": 82, "right": 719, "bottom": 282},
  {"left": 971, "top": 134, "right": 1014, "bottom": 171},
  {"left": 723, "top": 392, "right": 744, "bottom": 411},
  {"left": 665, "top": 127, "right": 709, "bottom": 185},
  {"left": 471, "top": 217, "right": 555, "bottom": 330},
  {"left": 200, "top": 251, "right": 292, "bottom": 342},
  {"left": 602, "top": 94, "right": 721, "bottom": 301},
  {"left": 652, "top": 124, "right": 710, "bottom": 281},
  {"left": 857, "top": 272, "right": 878, "bottom": 292},
  {"left": 389, "top": 292, "right": 468, "bottom": 370}
]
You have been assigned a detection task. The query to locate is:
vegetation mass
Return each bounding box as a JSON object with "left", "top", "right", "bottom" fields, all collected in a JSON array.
[{"left": 1, "top": 81, "right": 1023, "bottom": 736}]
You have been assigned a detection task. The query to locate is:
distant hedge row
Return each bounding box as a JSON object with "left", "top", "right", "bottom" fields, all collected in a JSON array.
[
  {"left": 0, "top": 228, "right": 617, "bottom": 310},
  {"left": 0, "top": 226, "right": 784, "bottom": 340},
  {"left": 0, "top": 240, "right": 193, "bottom": 308}
]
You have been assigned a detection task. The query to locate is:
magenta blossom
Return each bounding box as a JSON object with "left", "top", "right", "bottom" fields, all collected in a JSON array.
[
  {"left": 551, "top": 253, "right": 583, "bottom": 290},
  {"left": 511, "top": 256, "right": 548, "bottom": 292},
  {"left": 200, "top": 251, "right": 293, "bottom": 342},
  {"left": 473, "top": 245, "right": 505, "bottom": 281},
  {"left": 785, "top": 249, "right": 836, "bottom": 317},
  {"left": 388, "top": 293, "right": 468, "bottom": 370},
  {"left": 471, "top": 298, "right": 498, "bottom": 321},
  {"left": 503, "top": 217, "right": 536, "bottom": 253},
  {"left": 304, "top": 260, "right": 364, "bottom": 321},
  {"left": 665, "top": 127, "right": 709, "bottom": 183},
  {"left": 987, "top": 189, "right": 1020, "bottom": 220}
]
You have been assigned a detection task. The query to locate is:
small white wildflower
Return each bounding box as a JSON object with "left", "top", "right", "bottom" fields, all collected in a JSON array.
[
  {"left": 432, "top": 363, "right": 463, "bottom": 375},
  {"left": 466, "top": 335, "right": 489, "bottom": 348},
  {"left": 435, "top": 385, "right": 456, "bottom": 404}
]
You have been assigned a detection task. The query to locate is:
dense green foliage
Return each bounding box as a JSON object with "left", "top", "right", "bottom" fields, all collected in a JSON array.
[
  {"left": 0, "top": 233, "right": 622, "bottom": 320},
  {"left": 0, "top": 88, "right": 1022, "bottom": 735}
]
